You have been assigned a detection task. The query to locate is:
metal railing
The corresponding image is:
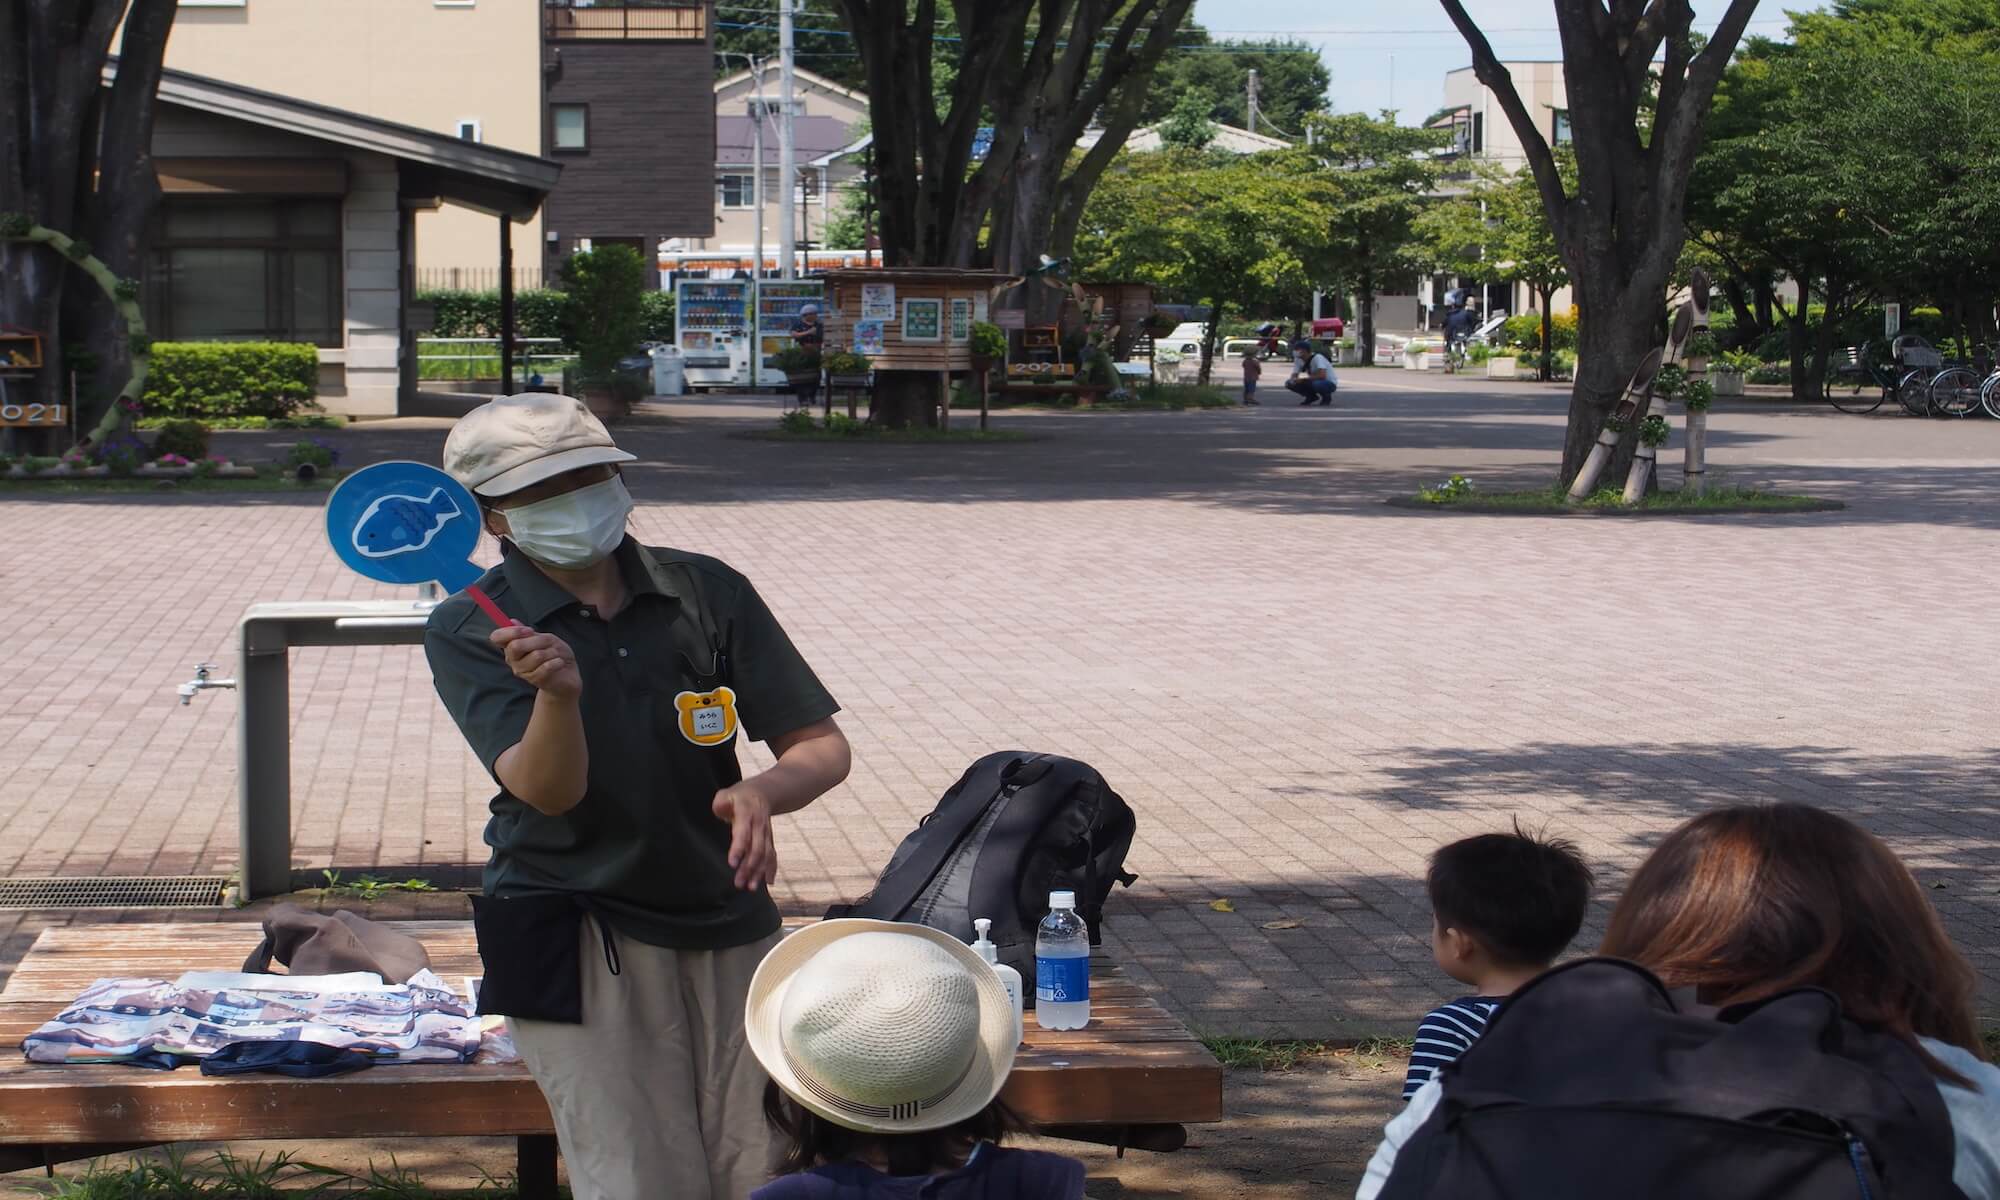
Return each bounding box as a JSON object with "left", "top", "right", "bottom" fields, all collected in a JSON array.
[{"left": 544, "top": 2, "right": 705, "bottom": 40}]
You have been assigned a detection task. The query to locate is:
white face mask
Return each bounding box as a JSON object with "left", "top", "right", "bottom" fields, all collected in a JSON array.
[{"left": 501, "top": 476, "right": 633, "bottom": 569}]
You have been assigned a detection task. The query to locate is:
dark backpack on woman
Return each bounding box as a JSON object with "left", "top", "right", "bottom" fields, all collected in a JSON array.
[
  {"left": 825, "top": 751, "right": 1136, "bottom": 990},
  {"left": 1378, "top": 957, "right": 1968, "bottom": 1200}
]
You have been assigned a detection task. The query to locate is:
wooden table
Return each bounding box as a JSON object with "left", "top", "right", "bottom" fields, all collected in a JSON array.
[{"left": 0, "top": 922, "right": 1221, "bottom": 1192}]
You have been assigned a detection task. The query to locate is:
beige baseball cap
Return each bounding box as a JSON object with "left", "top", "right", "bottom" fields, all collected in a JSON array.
[{"left": 441, "top": 393, "right": 636, "bottom": 497}]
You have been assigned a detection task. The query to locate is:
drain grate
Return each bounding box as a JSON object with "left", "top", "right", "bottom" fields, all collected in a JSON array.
[{"left": 0, "top": 875, "right": 230, "bottom": 910}]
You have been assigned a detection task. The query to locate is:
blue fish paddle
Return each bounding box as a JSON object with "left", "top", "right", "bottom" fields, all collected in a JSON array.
[{"left": 325, "top": 461, "right": 515, "bottom": 622}]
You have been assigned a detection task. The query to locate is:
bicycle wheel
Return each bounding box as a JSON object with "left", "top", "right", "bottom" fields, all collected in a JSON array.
[
  {"left": 1984, "top": 373, "right": 2000, "bottom": 420},
  {"left": 1929, "top": 367, "right": 1981, "bottom": 417},
  {"left": 1896, "top": 369, "right": 1933, "bottom": 416},
  {"left": 1824, "top": 368, "right": 1884, "bottom": 413}
]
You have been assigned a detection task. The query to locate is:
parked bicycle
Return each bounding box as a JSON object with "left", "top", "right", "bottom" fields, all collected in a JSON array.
[{"left": 1822, "top": 336, "right": 1945, "bottom": 415}]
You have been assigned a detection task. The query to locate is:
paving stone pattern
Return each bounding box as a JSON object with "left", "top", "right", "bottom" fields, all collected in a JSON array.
[{"left": 3, "top": 379, "right": 1998, "bottom": 1036}]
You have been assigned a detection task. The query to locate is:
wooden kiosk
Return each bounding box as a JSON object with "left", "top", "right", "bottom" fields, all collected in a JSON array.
[{"left": 820, "top": 268, "right": 1012, "bottom": 427}]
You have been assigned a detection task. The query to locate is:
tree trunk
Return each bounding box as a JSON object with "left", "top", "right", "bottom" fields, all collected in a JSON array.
[
  {"left": 1562, "top": 295, "right": 1657, "bottom": 487},
  {"left": 1783, "top": 299, "right": 1808, "bottom": 399},
  {"left": 1357, "top": 267, "right": 1376, "bottom": 367},
  {"left": 871, "top": 371, "right": 939, "bottom": 429},
  {"left": 1197, "top": 306, "right": 1222, "bottom": 387},
  {"left": 1754, "top": 279, "right": 1775, "bottom": 336},
  {"left": 1539, "top": 287, "right": 1554, "bottom": 382}
]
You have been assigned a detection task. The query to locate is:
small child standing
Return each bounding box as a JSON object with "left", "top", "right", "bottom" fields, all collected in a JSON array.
[
  {"left": 1241, "top": 352, "right": 1263, "bottom": 405},
  {"left": 1403, "top": 822, "right": 1593, "bottom": 1101}
]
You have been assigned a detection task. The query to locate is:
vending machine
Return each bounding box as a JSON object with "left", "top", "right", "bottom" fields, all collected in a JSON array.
[
  {"left": 675, "top": 279, "right": 753, "bottom": 389},
  {"left": 752, "top": 280, "right": 826, "bottom": 389}
]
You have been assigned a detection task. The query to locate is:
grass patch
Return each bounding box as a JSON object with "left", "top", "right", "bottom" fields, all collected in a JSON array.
[
  {"left": 313, "top": 870, "right": 441, "bottom": 903},
  {"left": 32, "top": 1147, "right": 535, "bottom": 1198},
  {"left": 1198, "top": 1035, "right": 1334, "bottom": 1071},
  {"left": 138, "top": 414, "right": 345, "bottom": 431},
  {"left": 0, "top": 470, "right": 344, "bottom": 496},
  {"left": 1403, "top": 482, "right": 1841, "bottom": 514}
]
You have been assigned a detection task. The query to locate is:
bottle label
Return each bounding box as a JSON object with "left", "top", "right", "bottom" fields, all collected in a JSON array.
[{"left": 1035, "top": 955, "right": 1089, "bottom": 1003}]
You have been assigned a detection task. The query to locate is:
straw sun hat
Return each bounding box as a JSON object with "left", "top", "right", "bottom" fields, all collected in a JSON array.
[{"left": 746, "top": 920, "right": 1018, "bottom": 1134}]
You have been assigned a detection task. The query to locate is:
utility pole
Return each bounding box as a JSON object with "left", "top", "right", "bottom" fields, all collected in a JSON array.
[
  {"left": 1246, "top": 68, "right": 1260, "bottom": 134},
  {"left": 750, "top": 71, "right": 765, "bottom": 289},
  {"left": 779, "top": 0, "right": 797, "bottom": 280}
]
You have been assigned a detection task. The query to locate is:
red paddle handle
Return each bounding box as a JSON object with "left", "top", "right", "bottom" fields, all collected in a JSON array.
[{"left": 465, "top": 584, "right": 521, "bottom": 629}]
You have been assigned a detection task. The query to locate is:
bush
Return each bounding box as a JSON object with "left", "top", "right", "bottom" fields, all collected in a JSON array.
[
  {"left": 286, "top": 438, "right": 340, "bottom": 470},
  {"left": 560, "top": 246, "right": 649, "bottom": 379},
  {"left": 968, "top": 321, "right": 1008, "bottom": 360},
  {"left": 1501, "top": 310, "right": 1578, "bottom": 352},
  {"left": 142, "top": 343, "right": 318, "bottom": 419},
  {"left": 768, "top": 345, "right": 820, "bottom": 374},
  {"left": 151, "top": 419, "right": 210, "bottom": 461},
  {"left": 823, "top": 350, "right": 871, "bottom": 375}
]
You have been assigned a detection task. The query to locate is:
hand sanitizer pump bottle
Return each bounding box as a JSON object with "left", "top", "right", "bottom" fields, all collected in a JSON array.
[{"left": 972, "top": 917, "right": 1024, "bottom": 1045}]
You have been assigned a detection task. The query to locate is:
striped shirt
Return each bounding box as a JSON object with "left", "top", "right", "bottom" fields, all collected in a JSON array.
[{"left": 1402, "top": 996, "right": 1503, "bottom": 1100}]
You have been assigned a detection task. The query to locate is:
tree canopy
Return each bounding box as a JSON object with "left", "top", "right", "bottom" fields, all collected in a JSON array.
[
  {"left": 1075, "top": 148, "right": 1336, "bottom": 380},
  {"left": 1419, "top": 156, "right": 1572, "bottom": 377},
  {"left": 1140, "top": 29, "right": 1330, "bottom": 135}
]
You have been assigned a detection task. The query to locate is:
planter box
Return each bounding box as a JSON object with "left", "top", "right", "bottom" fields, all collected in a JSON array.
[
  {"left": 1487, "top": 357, "right": 1518, "bottom": 380},
  {"left": 1335, "top": 345, "right": 1362, "bottom": 365},
  {"left": 826, "top": 373, "right": 872, "bottom": 388},
  {"left": 1402, "top": 351, "right": 1434, "bottom": 371},
  {"left": 1712, "top": 372, "right": 1745, "bottom": 396}
]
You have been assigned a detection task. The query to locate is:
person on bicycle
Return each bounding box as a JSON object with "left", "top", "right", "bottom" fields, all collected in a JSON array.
[{"left": 1443, "top": 296, "right": 1479, "bottom": 372}]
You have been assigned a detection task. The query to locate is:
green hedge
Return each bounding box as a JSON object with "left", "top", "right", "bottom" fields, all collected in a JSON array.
[
  {"left": 419, "top": 288, "right": 675, "bottom": 343},
  {"left": 141, "top": 342, "right": 319, "bottom": 419},
  {"left": 1500, "top": 311, "right": 1578, "bottom": 352}
]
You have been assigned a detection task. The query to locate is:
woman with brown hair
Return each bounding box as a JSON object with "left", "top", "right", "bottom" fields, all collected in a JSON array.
[{"left": 1358, "top": 803, "right": 1999, "bottom": 1200}]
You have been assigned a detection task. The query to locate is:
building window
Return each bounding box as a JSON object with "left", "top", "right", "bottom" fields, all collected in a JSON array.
[
  {"left": 1472, "top": 111, "right": 1485, "bottom": 155},
  {"left": 718, "top": 173, "right": 755, "bottom": 209},
  {"left": 456, "top": 119, "right": 482, "bottom": 143},
  {"left": 1552, "top": 109, "right": 1572, "bottom": 146},
  {"left": 552, "top": 104, "right": 588, "bottom": 151},
  {"left": 143, "top": 199, "right": 342, "bottom": 348}
]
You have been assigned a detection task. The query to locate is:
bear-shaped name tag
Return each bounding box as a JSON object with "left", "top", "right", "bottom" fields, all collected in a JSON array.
[{"left": 674, "top": 687, "right": 740, "bottom": 747}]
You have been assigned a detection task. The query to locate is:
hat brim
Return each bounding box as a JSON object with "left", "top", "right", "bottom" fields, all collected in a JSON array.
[
  {"left": 745, "top": 919, "right": 1019, "bottom": 1135},
  {"left": 472, "top": 444, "right": 637, "bottom": 497}
]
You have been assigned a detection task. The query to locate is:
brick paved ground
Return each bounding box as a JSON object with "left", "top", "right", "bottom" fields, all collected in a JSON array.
[{"left": 3, "top": 374, "right": 1998, "bottom": 1038}]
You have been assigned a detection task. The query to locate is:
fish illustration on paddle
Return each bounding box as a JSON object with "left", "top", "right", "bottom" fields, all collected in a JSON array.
[{"left": 353, "top": 488, "right": 465, "bottom": 559}]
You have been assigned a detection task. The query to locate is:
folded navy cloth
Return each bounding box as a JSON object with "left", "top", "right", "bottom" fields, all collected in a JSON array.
[{"left": 199, "top": 1041, "right": 376, "bottom": 1078}]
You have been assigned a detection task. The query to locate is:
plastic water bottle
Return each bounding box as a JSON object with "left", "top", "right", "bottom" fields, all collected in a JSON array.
[{"left": 1034, "top": 889, "right": 1091, "bottom": 1030}]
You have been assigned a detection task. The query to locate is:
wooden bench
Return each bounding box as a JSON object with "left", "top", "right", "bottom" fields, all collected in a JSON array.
[{"left": 0, "top": 923, "right": 1221, "bottom": 1194}]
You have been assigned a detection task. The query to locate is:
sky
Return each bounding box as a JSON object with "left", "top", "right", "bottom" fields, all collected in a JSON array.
[{"left": 1190, "top": 0, "right": 1823, "bottom": 125}]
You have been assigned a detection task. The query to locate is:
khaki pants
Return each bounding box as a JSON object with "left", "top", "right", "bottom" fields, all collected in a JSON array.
[{"left": 510, "top": 921, "right": 781, "bottom": 1200}]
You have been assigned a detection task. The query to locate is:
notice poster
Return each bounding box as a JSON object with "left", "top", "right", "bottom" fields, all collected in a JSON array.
[
  {"left": 854, "top": 320, "right": 886, "bottom": 355},
  {"left": 949, "top": 297, "right": 973, "bottom": 342},
  {"left": 860, "top": 283, "right": 896, "bottom": 320},
  {"left": 903, "top": 298, "right": 943, "bottom": 343}
]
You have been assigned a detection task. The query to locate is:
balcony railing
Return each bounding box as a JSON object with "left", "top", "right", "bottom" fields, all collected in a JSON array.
[{"left": 545, "top": 2, "right": 706, "bottom": 41}]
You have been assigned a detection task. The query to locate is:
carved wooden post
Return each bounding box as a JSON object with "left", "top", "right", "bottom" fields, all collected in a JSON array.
[
  {"left": 1620, "top": 304, "right": 1695, "bottom": 503},
  {"left": 1568, "top": 346, "right": 1662, "bottom": 503},
  {"left": 1681, "top": 270, "right": 1714, "bottom": 496}
]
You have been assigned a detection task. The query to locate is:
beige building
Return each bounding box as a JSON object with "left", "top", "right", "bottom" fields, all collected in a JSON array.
[
  {"left": 697, "top": 68, "right": 870, "bottom": 261},
  {"left": 1426, "top": 61, "right": 1576, "bottom": 325},
  {"left": 1436, "top": 61, "right": 1572, "bottom": 172},
  {"left": 149, "top": 0, "right": 543, "bottom": 287}
]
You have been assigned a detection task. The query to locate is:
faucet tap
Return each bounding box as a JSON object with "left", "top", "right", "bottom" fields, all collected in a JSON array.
[{"left": 177, "top": 662, "right": 237, "bottom": 706}]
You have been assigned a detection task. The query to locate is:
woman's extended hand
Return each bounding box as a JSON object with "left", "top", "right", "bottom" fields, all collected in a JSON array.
[{"left": 491, "top": 626, "right": 583, "bottom": 702}]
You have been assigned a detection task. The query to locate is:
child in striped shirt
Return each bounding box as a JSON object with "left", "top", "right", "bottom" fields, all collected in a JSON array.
[{"left": 1403, "top": 823, "right": 1594, "bottom": 1101}]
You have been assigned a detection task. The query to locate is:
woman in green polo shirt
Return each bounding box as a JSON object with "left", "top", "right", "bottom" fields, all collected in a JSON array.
[{"left": 423, "top": 393, "right": 852, "bottom": 1200}]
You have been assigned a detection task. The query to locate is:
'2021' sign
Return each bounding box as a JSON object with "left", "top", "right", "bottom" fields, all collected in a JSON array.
[{"left": 0, "top": 403, "right": 65, "bottom": 427}]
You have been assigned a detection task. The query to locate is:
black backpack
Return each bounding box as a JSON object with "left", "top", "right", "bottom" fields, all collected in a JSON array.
[
  {"left": 825, "top": 751, "right": 1137, "bottom": 990},
  {"left": 1378, "top": 958, "right": 1968, "bottom": 1200}
]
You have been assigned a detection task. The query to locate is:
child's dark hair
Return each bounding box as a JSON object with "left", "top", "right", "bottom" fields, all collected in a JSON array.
[
  {"left": 1427, "top": 819, "right": 1594, "bottom": 967},
  {"left": 763, "top": 1079, "right": 1023, "bottom": 1176}
]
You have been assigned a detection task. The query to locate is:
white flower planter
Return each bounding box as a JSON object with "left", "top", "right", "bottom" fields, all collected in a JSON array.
[
  {"left": 1712, "top": 372, "right": 1745, "bottom": 396},
  {"left": 1336, "top": 345, "right": 1362, "bottom": 365},
  {"left": 1487, "top": 357, "right": 1518, "bottom": 380},
  {"left": 1403, "top": 350, "right": 1434, "bottom": 371}
]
